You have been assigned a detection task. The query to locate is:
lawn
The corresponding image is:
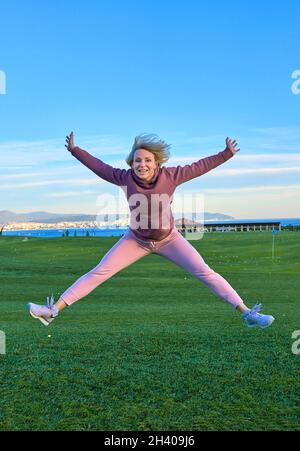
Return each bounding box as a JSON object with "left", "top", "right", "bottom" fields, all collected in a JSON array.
[{"left": 0, "top": 231, "right": 299, "bottom": 431}]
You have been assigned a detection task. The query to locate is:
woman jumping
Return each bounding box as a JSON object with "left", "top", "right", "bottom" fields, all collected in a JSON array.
[{"left": 27, "top": 132, "right": 275, "bottom": 328}]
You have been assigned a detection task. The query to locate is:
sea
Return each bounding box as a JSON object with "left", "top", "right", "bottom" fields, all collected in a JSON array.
[
  {"left": 2, "top": 227, "right": 129, "bottom": 238},
  {"left": 2, "top": 218, "right": 300, "bottom": 238}
]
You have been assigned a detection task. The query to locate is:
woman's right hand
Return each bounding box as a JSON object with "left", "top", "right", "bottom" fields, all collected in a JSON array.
[{"left": 65, "top": 131, "right": 75, "bottom": 152}]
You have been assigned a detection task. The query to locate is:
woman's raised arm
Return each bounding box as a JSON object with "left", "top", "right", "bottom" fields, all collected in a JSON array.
[
  {"left": 166, "top": 137, "right": 239, "bottom": 186},
  {"left": 65, "top": 131, "right": 128, "bottom": 186}
]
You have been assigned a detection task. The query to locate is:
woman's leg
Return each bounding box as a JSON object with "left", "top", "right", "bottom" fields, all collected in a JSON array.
[
  {"left": 58, "top": 232, "right": 151, "bottom": 307},
  {"left": 155, "top": 232, "right": 246, "bottom": 309}
]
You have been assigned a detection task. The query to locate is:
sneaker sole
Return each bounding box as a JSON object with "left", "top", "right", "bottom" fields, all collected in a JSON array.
[
  {"left": 259, "top": 316, "right": 275, "bottom": 329},
  {"left": 27, "top": 304, "right": 52, "bottom": 326},
  {"left": 245, "top": 316, "right": 275, "bottom": 329},
  {"left": 29, "top": 310, "right": 51, "bottom": 326}
]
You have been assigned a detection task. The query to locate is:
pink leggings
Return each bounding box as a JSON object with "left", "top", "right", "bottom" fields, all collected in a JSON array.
[{"left": 60, "top": 227, "right": 245, "bottom": 309}]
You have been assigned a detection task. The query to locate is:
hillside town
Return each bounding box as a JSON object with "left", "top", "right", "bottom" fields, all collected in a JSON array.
[{"left": 1, "top": 218, "right": 130, "bottom": 231}]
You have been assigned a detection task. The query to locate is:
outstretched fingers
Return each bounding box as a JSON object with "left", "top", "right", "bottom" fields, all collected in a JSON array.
[
  {"left": 65, "top": 131, "right": 74, "bottom": 151},
  {"left": 226, "top": 136, "right": 240, "bottom": 154}
]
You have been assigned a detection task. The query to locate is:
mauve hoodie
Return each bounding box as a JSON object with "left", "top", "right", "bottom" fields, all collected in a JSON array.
[{"left": 71, "top": 146, "right": 233, "bottom": 241}]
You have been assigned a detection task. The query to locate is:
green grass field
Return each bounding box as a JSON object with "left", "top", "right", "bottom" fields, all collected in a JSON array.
[{"left": 0, "top": 232, "right": 299, "bottom": 431}]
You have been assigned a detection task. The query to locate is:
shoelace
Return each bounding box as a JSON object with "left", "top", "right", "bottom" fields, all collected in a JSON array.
[
  {"left": 46, "top": 293, "right": 55, "bottom": 309},
  {"left": 250, "top": 303, "right": 262, "bottom": 315},
  {"left": 46, "top": 293, "right": 58, "bottom": 317}
]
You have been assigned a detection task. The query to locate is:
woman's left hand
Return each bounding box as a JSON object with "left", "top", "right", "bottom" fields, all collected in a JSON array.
[
  {"left": 226, "top": 137, "right": 240, "bottom": 155},
  {"left": 65, "top": 131, "right": 75, "bottom": 153}
]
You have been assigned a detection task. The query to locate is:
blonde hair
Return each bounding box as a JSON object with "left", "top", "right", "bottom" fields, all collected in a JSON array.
[{"left": 126, "top": 133, "right": 171, "bottom": 167}]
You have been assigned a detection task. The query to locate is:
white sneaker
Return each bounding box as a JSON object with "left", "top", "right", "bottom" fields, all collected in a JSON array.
[
  {"left": 242, "top": 303, "right": 275, "bottom": 329},
  {"left": 27, "top": 294, "right": 58, "bottom": 326}
]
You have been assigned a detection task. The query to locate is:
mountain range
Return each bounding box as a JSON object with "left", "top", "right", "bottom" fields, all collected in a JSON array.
[{"left": 0, "top": 210, "right": 234, "bottom": 224}]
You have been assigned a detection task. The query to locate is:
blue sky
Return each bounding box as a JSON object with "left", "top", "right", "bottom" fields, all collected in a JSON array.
[{"left": 0, "top": 0, "right": 300, "bottom": 219}]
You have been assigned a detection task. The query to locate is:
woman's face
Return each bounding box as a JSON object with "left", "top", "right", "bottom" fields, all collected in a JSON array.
[{"left": 132, "top": 148, "right": 158, "bottom": 182}]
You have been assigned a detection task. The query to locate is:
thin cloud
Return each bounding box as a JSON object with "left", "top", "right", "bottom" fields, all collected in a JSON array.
[
  {"left": 168, "top": 153, "right": 300, "bottom": 164},
  {"left": 251, "top": 126, "right": 300, "bottom": 138},
  {"left": 0, "top": 178, "right": 105, "bottom": 190},
  {"left": 46, "top": 190, "right": 98, "bottom": 198},
  {"left": 0, "top": 135, "right": 128, "bottom": 167},
  {"left": 0, "top": 165, "right": 82, "bottom": 180},
  {"left": 237, "top": 154, "right": 300, "bottom": 162},
  {"left": 207, "top": 166, "right": 300, "bottom": 177},
  {"left": 202, "top": 183, "right": 300, "bottom": 194}
]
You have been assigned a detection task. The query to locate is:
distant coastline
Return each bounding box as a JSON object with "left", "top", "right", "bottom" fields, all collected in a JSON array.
[
  {"left": 2, "top": 218, "right": 300, "bottom": 238},
  {"left": 0, "top": 210, "right": 234, "bottom": 224},
  {"left": 1, "top": 210, "right": 300, "bottom": 237},
  {"left": 0, "top": 209, "right": 234, "bottom": 231}
]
